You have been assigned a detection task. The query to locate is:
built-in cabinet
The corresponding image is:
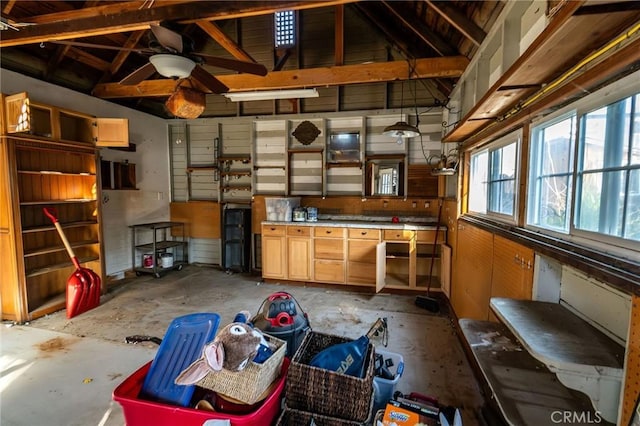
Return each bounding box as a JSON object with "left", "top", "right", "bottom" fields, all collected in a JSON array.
[
  {"left": 261, "top": 225, "right": 286, "bottom": 279},
  {"left": 286, "top": 225, "right": 311, "bottom": 281},
  {"left": 261, "top": 222, "right": 449, "bottom": 293},
  {"left": 313, "top": 227, "right": 346, "bottom": 284},
  {"left": 451, "top": 221, "right": 535, "bottom": 321},
  {"left": 0, "top": 92, "right": 129, "bottom": 323}
]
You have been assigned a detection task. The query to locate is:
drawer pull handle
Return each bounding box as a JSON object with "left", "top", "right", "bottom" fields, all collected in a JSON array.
[
  {"left": 326, "top": 230, "right": 332, "bottom": 234},
  {"left": 270, "top": 227, "right": 276, "bottom": 231},
  {"left": 361, "top": 232, "right": 367, "bottom": 235},
  {"left": 297, "top": 229, "right": 301, "bottom": 232}
]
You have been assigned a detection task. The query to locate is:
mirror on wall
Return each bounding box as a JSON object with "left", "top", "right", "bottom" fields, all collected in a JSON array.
[{"left": 365, "top": 159, "right": 404, "bottom": 196}]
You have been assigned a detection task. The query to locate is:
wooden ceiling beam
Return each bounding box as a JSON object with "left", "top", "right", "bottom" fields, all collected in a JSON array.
[
  {"left": 66, "top": 46, "right": 111, "bottom": 71},
  {"left": 0, "top": 1, "right": 361, "bottom": 48},
  {"left": 196, "top": 20, "right": 256, "bottom": 63},
  {"left": 425, "top": 0, "right": 486, "bottom": 47},
  {"left": 381, "top": 1, "right": 457, "bottom": 56},
  {"left": 13, "top": 1, "right": 194, "bottom": 24},
  {"left": 92, "top": 56, "right": 469, "bottom": 98},
  {"left": 2, "top": 0, "right": 17, "bottom": 14},
  {"left": 99, "top": 30, "right": 147, "bottom": 83}
]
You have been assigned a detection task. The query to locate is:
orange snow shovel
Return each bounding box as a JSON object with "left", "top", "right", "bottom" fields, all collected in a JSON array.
[{"left": 43, "top": 207, "right": 101, "bottom": 318}]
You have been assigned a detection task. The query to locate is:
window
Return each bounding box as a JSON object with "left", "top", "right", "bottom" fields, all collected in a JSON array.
[
  {"left": 528, "top": 114, "right": 576, "bottom": 232},
  {"left": 274, "top": 11, "right": 295, "bottom": 48},
  {"left": 468, "top": 132, "right": 519, "bottom": 220},
  {"left": 575, "top": 94, "right": 640, "bottom": 241},
  {"left": 526, "top": 72, "right": 640, "bottom": 249}
]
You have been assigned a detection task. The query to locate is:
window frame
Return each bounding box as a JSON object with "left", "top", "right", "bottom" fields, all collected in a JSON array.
[
  {"left": 467, "top": 130, "right": 521, "bottom": 224},
  {"left": 525, "top": 72, "right": 640, "bottom": 254}
]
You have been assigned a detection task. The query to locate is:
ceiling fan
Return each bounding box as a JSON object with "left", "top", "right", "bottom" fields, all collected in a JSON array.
[{"left": 52, "top": 24, "right": 268, "bottom": 94}]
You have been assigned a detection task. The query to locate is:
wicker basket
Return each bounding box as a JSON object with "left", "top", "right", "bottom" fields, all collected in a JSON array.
[
  {"left": 196, "top": 335, "right": 286, "bottom": 404},
  {"left": 285, "top": 331, "right": 374, "bottom": 422},
  {"left": 276, "top": 406, "right": 371, "bottom": 426}
]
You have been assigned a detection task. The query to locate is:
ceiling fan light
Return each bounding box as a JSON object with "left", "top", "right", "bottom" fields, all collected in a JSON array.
[
  {"left": 382, "top": 121, "right": 421, "bottom": 139},
  {"left": 149, "top": 54, "right": 196, "bottom": 79}
]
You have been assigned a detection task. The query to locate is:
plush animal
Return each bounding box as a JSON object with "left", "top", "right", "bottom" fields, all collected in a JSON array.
[{"left": 174, "top": 317, "right": 265, "bottom": 385}]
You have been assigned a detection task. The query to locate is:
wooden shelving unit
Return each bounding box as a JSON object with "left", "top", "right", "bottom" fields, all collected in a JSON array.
[{"left": 0, "top": 92, "right": 127, "bottom": 323}]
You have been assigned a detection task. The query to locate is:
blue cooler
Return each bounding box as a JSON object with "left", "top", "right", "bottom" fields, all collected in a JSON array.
[
  {"left": 251, "top": 291, "right": 311, "bottom": 357},
  {"left": 373, "top": 348, "right": 404, "bottom": 413}
]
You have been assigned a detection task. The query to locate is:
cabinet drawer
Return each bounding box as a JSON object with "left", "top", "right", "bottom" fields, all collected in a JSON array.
[
  {"left": 314, "top": 260, "right": 345, "bottom": 283},
  {"left": 348, "top": 228, "right": 380, "bottom": 240},
  {"left": 314, "top": 227, "right": 344, "bottom": 238},
  {"left": 383, "top": 229, "right": 415, "bottom": 241},
  {"left": 314, "top": 238, "right": 344, "bottom": 260},
  {"left": 262, "top": 225, "right": 286, "bottom": 236},
  {"left": 416, "top": 230, "right": 445, "bottom": 243},
  {"left": 287, "top": 226, "right": 311, "bottom": 237}
]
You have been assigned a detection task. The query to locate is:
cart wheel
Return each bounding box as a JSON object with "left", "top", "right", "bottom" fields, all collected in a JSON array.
[
  {"left": 135, "top": 271, "right": 142, "bottom": 277},
  {"left": 177, "top": 264, "right": 183, "bottom": 271},
  {"left": 154, "top": 272, "right": 161, "bottom": 279}
]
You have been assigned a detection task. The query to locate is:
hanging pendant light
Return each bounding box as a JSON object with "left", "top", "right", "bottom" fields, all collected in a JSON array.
[{"left": 383, "top": 80, "right": 420, "bottom": 143}]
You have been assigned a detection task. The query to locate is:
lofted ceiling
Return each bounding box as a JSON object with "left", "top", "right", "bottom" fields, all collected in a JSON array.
[{"left": 0, "top": 0, "right": 503, "bottom": 118}]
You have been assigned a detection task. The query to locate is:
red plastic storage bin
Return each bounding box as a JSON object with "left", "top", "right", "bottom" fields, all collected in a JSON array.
[{"left": 113, "top": 358, "right": 289, "bottom": 426}]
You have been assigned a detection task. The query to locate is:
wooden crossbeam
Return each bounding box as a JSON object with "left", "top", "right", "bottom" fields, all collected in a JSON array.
[{"left": 92, "top": 56, "right": 469, "bottom": 98}]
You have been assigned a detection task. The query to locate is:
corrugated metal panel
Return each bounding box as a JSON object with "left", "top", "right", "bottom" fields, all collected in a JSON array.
[{"left": 190, "top": 238, "right": 221, "bottom": 265}]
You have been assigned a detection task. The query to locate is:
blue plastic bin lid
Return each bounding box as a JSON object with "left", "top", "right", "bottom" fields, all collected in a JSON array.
[{"left": 140, "top": 313, "right": 220, "bottom": 406}]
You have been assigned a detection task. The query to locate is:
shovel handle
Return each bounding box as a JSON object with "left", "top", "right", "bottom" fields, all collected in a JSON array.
[{"left": 43, "top": 207, "right": 78, "bottom": 264}]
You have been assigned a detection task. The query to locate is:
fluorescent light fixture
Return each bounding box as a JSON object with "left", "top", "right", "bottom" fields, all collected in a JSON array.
[{"left": 224, "top": 88, "right": 319, "bottom": 102}]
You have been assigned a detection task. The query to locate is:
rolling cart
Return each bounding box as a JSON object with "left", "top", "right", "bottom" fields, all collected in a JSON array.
[{"left": 130, "top": 221, "right": 188, "bottom": 278}]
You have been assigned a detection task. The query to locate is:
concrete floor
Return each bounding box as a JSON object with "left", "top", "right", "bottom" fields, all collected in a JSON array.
[{"left": 0, "top": 264, "right": 486, "bottom": 425}]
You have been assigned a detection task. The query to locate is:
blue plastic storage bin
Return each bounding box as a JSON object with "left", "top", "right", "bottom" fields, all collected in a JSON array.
[
  {"left": 372, "top": 348, "right": 404, "bottom": 413},
  {"left": 140, "top": 312, "right": 221, "bottom": 407}
]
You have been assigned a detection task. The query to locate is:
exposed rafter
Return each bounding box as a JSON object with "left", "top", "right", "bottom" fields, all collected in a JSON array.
[
  {"left": 425, "top": 0, "right": 486, "bottom": 47},
  {"left": 381, "top": 1, "right": 457, "bottom": 56},
  {"left": 0, "top": 0, "right": 361, "bottom": 47},
  {"left": 196, "top": 20, "right": 256, "bottom": 63},
  {"left": 92, "top": 56, "right": 469, "bottom": 98}
]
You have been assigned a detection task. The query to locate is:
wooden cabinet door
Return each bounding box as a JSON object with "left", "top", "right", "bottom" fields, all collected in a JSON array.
[
  {"left": 4, "top": 92, "right": 30, "bottom": 133},
  {"left": 262, "top": 235, "right": 286, "bottom": 279},
  {"left": 94, "top": 118, "right": 129, "bottom": 147},
  {"left": 288, "top": 237, "right": 311, "bottom": 280},
  {"left": 490, "top": 235, "right": 534, "bottom": 300},
  {"left": 347, "top": 239, "right": 378, "bottom": 284}
]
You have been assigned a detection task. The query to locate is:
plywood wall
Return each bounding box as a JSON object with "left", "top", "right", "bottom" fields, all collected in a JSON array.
[{"left": 621, "top": 294, "right": 640, "bottom": 425}]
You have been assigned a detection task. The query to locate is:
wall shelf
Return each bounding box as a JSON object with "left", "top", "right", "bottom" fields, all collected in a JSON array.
[
  {"left": 20, "top": 199, "right": 96, "bottom": 205},
  {"left": 23, "top": 240, "right": 100, "bottom": 257},
  {"left": 26, "top": 256, "right": 100, "bottom": 277},
  {"left": 22, "top": 220, "right": 98, "bottom": 233}
]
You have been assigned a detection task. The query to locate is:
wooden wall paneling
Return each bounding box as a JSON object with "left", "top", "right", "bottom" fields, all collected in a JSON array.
[
  {"left": 411, "top": 111, "right": 444, "bottom": 164},
  {"left": 170, "top": 201, "right": 220, "bottom": 239},
  {"left": 621, "top": 294, "right": 640, "bottom": 426},
  {"left": 490, "top": 235, "right": 534, "bottom": 301},
  {"left": 452, "top": 223, "right": 494, "bottom": 320}
]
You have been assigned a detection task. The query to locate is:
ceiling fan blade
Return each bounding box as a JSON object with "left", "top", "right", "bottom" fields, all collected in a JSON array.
[
  {"left": 191, "top": 65, "right": 229, "bottom": 94},
  {"left": 194, "top": 54, "right": 268, "bottom": 76},
  {"left": 150, "top": 24, "right": 184, "bottom": 53},
  {"left": 120, "top": 62, "right": 157, "bottom": 85}
]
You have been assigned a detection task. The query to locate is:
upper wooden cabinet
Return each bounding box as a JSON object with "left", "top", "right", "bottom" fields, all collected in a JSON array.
[{"left": 4, "top": 92, "right": 129, "bottom": 147}]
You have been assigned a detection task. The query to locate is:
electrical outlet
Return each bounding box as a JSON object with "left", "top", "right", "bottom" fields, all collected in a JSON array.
[
  {"left": 412, "top": 201, "right": 417, "bottom": 208},
  {"left": 424, "top": 201, "right": 430, "bottom": 208}
]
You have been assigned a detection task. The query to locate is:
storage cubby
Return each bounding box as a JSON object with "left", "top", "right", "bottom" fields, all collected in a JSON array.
[{"left": 59, "top": 110, "right": 93, "bottom": 143}]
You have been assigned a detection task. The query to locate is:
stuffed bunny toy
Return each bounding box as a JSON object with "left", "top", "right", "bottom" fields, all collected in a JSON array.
[{"left": 174, "top": 318, "right": 265, "bottom": 385}]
